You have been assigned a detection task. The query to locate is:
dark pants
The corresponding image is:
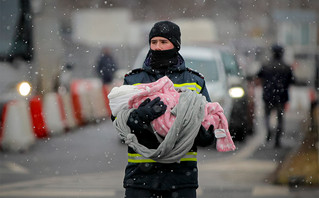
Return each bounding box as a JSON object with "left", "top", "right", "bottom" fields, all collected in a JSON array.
[
  {"left": 125, "top": 187, "right": 197, "bottom": 198},
  {"left": 264, "top": 102, "right": 286, "bottom": 147}
]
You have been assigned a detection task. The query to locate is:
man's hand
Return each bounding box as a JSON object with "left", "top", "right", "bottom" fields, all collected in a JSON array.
[
  {"left": 135, "top": 97, "right": 167, "bottom": 123},
  {"left": 195, "top": 125, "right": 215, "bottom": 147}
]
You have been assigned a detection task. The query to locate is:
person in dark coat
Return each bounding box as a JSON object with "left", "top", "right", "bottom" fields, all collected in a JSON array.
[
  {"left": 96, "top": 47, "right": 118, "bottom": 84},
  {"left": 114, "top": 21, "right": 217, "bottom": 198},
  {"left": 257, "top": 44, "right": 295, "bottom": 148}
]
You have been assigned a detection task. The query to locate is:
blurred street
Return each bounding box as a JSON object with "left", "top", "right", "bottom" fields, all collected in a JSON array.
[
  {"left": 0, "top": 85, "right": 318, "bottom": 198},
  {"left": 0, "top": 1, "right": 319, "bottom": 197}
]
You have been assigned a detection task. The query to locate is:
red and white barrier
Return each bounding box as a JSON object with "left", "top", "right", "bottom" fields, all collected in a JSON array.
[
  {"left": 71, "top": 78, "right": 111, "bottom": 124},
  {"left": 43, "top": 93, "right": 66, "bottom": 136},
  {"left": 0, "top": 77, "right": 113, "bottom": 153},
  {"left": 71, "top": 79, "right": 93, "bottom": 125},
  {"left": 0, "top": 103, "right": 8, "bottom": 147},
  {"left": 59, "top": 92, "right": 77, "bottom": 130},
  {"left": 0, "top": 100, "right": 35, "bottom": 152},
  {"left": 86, "top": 79, "right": 108, "bottom": 120},
  {"left": 29, "top": 96, "right": 48, "bottom": 138}
]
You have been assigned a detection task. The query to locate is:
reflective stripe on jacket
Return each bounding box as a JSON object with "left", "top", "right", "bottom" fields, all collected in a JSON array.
[{"left": 128, "top": 152, "right": 198, "bottom": 163}]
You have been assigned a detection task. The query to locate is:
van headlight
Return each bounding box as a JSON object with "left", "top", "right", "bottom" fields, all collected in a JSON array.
[
  {"left": 229, "top": 87, "right": 244, "bottom": 98},
  {"left": 17, "top": 81, "right": 32, "bottom": 96}
]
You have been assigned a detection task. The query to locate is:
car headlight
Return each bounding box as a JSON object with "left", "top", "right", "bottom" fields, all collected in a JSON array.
[
  {"left": 17, "top": 81, "right": 32, "bottom": 96},
  {"left": 229, "top": 87, "right": 244, "bottom": 98}
]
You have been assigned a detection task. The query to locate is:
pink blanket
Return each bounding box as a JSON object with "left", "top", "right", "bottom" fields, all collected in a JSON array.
[{"left": 128, "top": 76, "right": 235, "bottom": 152}]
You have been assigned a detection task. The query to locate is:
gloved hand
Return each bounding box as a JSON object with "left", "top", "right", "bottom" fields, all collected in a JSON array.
[
  {"left": 207, "top": 125, "right": 215, "bottom": 133},
  {"left": 135, "top": 97, "right": 167, "bottom": 123},
  {"left": 195, "top": 125, "right": 215, "bottom": 147}
]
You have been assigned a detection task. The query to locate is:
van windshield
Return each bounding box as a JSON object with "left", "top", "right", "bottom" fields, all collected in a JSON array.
[
  {"left": 184, "top": 58, "right": 219, "bottom": 82},
  {"left": 220, "top": 52, "right": 240, "bottom": 76}
]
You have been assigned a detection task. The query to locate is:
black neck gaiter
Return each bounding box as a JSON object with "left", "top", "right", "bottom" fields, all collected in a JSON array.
[{"left": 149, "top": 48, "right": 178, "bottom": 69}]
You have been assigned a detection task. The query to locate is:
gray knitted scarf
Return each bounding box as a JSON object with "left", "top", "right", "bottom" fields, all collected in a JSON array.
[{"left": 113, "top": 90, "right": 206, "bottom": 163}]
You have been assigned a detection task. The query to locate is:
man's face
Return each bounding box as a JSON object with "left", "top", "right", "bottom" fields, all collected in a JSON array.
[{"left": 150, "top": 37, "right": 174, "bottom": 51}]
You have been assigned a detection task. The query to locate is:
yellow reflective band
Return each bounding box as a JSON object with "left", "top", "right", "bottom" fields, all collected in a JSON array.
[
  {"left": 174, "top": 83, "right": 202, "bottom": 94},
  {"left": 128, "top": 159, "right": 157, "bottom": 163},
  {"left": 174, "top": 83, "right": 201, "bottom": 90},
  {"left": 180, "top": 158, "right": 197, "bottom": 162},
  {"left": 186, "top": 152, "right": 197, "bottom": 156},
  {"left": 128, "top": 153, "right": 157, "bottom": 163},
  {"left": 180, "top": 152, "right": 198, "bottom": 162},
  {"left": 128, "top": 153, "right": 142, "bottom": 157},
  {"left": 127, "top": 152, "right": 197, "bottom": 163}
]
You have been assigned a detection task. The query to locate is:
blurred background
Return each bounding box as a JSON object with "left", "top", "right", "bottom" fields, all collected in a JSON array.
[
  {"left": 0, "top": 0, "right": 318, "bottom": 197},
  {"left": 1, "top": 0, "right": 318, "bottom": 94}
]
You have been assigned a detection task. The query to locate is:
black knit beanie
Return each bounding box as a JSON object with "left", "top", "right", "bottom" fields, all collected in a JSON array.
[{"left": 149, "top": 21, "right": 181, "bottom": 50}]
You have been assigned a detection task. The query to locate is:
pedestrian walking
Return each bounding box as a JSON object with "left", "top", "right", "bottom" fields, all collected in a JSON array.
[
  {"left": 112, "top": 21, "right": 228, "bottom": 198},
  {"left": 257, "top": 44, "right": 295, "bottom": 148},
  {"left": 96, "top": 47, "right": 118, "bottom": 84}
]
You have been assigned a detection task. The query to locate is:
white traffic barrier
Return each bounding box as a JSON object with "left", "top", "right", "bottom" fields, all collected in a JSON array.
[
  {"left": 60, "top": 92, "right": 77, "bottom": 130},
  {"left": 43, "top": 93, "right": 66, "bottom": 136},
  {"left": 86, "top": 79, "right": 108, "bottom": 120},
  {"left": 71, "top": 79, "right": 94, "bottom": 125},
  {"left": 0, "top": 100, "right": 35, "bottom": 152}
]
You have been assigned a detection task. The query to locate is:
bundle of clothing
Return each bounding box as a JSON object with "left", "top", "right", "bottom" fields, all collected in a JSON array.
[{"left": 109, "top": 76, "right": 235, "bottom": 163}]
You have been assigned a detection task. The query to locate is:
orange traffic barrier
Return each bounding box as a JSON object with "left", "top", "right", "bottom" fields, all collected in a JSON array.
[
  {"left": 29, "top": 96, "right": 48, "bottom": 138},
  {"left": 309, "top": 88, "right": 317, "bottom": 103},
  {"left": 0, "top": 103, "right": 9, "bottom": 147},
  {"left": 102, "top": 84, "right": 112, "bottom": 117}
]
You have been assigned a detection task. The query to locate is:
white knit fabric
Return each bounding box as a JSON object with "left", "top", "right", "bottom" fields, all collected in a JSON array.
[{"left": 107, "top": 85, "right": 142, "bottom": 116}]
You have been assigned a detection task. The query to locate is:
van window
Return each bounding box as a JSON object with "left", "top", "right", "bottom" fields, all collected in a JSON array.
[
  {"left": 184, "top": 58, "right": 219, "bottom": 82},
  {"left": 220, "top": 52, "right": 240, "bottom": 76}
]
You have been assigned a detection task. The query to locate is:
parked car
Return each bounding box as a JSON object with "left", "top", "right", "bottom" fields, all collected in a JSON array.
[
  {"left": 217, "top": 46, "right": 255, "bottom": 140},
  {"left": 133, "top": 45, "right": 252, "bottom": 141},
  {"left": 179, "top": 46, "right": 233, "bottom": 119}
]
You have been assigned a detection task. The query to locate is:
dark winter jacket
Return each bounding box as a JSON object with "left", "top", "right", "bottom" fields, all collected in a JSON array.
[
  {"left": 121, "top": 52, "right": 214, "bottom": 191},
  {"left": 97, "top": 53, "right": 117, "bottom": 83},
  {"left": 257, "top": 59, "right": 294, "bottom": 105}
]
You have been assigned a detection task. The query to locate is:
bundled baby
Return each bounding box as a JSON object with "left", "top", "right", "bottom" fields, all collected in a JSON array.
[{"left": 108, "top": 76, "right": 235, "bottom": 152}]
